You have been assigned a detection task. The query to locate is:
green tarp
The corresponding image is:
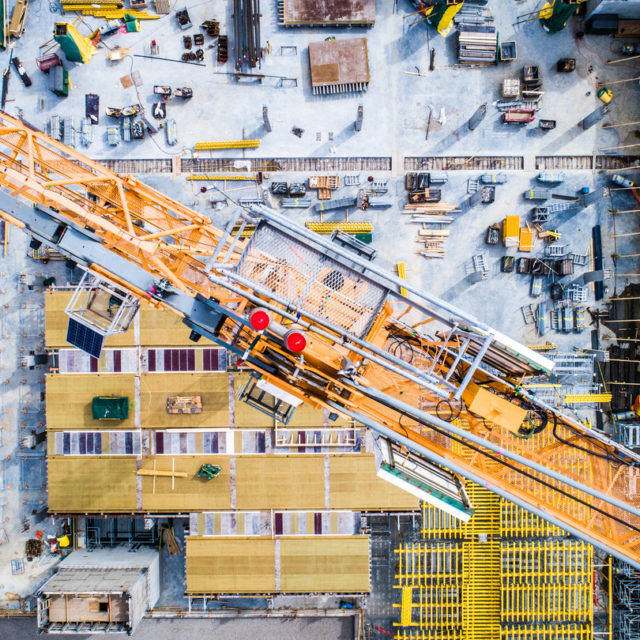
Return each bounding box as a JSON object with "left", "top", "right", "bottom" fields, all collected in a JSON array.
[{"left": 92, "top": 396, "right": 129, "bottom": 420}]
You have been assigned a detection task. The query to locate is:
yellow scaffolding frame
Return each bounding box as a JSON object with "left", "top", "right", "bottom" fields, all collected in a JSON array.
[{"left": 396, "top": 482, "right": 594, "bottom": 640}]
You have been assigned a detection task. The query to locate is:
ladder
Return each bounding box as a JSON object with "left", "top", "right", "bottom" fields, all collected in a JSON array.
[
  {"left": 571, "top": 252, "right": 589, "bottom": 266},
  {"left": 370, "top": 179, "right": 388, "bottom": 193},
  {"left": 568, "top": 285, "right": 588, "bottom": 303},
  {"left": 537, "top": 202, "right": 577, "bottom": 215},
  {"left": 274, "top": 426, "right": 359, "bottom": 448},
  {"left": 472, "top": 254, "right": 488, "bottom": 273},
  {"left": 545, "top": 244, "right": 569, "bottom": 257},
  {"left": 521, "top": 304, "right": 537, "bottom": 325}
]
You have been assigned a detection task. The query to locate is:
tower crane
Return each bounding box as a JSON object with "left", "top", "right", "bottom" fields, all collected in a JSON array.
[{"left": 1, "top": 111, "right": 640, "bottom": 567}]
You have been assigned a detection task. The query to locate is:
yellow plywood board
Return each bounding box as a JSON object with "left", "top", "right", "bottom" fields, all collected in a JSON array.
[
  {"left": 48, "top": 456, "right": 137, "bottom": 512},
  {"left": 46, "top": 374, "right": 136, "bottom": 430},
  {"left": 519, "top": 227, "right": 534, "bottom": 252},
  {"left": 233, "top": 373, "right": 326, "bottom": 428},
  {"left": 233, "top": 372, "right": 274, "bottom": 427},
  {"left": 141, "top": 453, "right": 415, "bottom": 513},
  {"left": 139, "top": 306, "right": 212, "bottom": 347},
  {"left": 286, "top": 402, "right": 325, "bottom": 428},
  {"left": 141, "top": 455, "right": 231, "bottom": 512},
  {"left": 139, "top": 373, "right": 229, "bottom": 428},
  {"left": 45, "top": 291, "right": 135, "bottom": 349},
  {"left": 330, "top": 455, "right": 421, "bottom": 510},
  {"left": 235, "top": 455, "right": 325, "bottom": 509},
  {"left": 186, "top": 537, "right": 276, "bottom": 593},
  {"left": 279, "top": 536, "right": 370, "bottom": 593},
  {"left": 185, "top": 535, "right": 370, "bottom": 594},
  {"left": 47, "top": 451, "right": 419, "bottom": 514}
]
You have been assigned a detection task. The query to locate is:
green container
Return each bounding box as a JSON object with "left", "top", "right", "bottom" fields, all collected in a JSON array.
[{"left": 92, "top": 396, "right": 129, "bottom": 420}]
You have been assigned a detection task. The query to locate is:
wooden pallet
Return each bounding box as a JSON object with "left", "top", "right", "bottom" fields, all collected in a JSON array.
[
  {"left": 309, "top": 175, "right": 340, "bottom": 189},
  {"left": 166, "top": 395, "right": 203, "bottom": 414}
]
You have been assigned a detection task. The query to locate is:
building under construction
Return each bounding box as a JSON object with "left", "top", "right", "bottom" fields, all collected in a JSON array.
[{"left": 0, "top": 0, "right": 640, "bottom": 638}]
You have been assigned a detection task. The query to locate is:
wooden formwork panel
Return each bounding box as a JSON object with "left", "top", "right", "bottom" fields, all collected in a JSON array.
[
  {"left": 48, "top": 451, "right": 419, "bottom": 514},
  {"left": 233, "top": 372, "right": 327, "bottom": 428},
  {"left": 186, "top": 535, "right": 370, "bottom": 594},
  {"left": 141, "top": 455, "right": 231, "bottom": 512},
  {"left": 330, "top": 455, "right": 421, "bottom": 510},
  {"left": 46, "top": 373, "right": 136, "bottom": 430},
  {"left": 279, "top": 536, "right": 370, "bottom": 593},
  {"left": 186, "top": 536, "right": 276, "bottom": 593},
  {"left": 139, "top": 373, "right": 229, "bottom": 428},
  {"left": 233, "top": 372, "right": 272, "bottom": 428},
  {"left": 235, "top": 455, "right": 325, "bottom": 510},
  {"left": 139, "top": 305, "right": 208, "bottom": 347},
  {"left": 46, "top": 290, "right": 216, "bottom": 349},
  {"left": 48, "top": 456, "right": 137, "bottom": 512}
]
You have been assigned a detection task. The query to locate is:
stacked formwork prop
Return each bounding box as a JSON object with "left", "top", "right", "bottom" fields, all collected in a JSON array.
[
  {"left": 393, "top": 483, "right": 593, "bottom": 640},
  {"left": 614, "top": 560, "right": 640, "bottom": 640}
]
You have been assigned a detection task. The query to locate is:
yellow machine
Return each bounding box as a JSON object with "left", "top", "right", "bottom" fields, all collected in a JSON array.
[{"left": 598, "top": 87, "right": 613, "bottom": 104}]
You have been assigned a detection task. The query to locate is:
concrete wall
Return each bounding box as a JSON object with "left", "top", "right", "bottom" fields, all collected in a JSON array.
[
  {"left": 128, "top": 573, "right": 149, "bottom": 632},
  {"left": 587, "top": 0, "right": 640, "bottom": 19},
  {"left": 145, "top": 552, "right": 161, "bottom": 611},
  {"left": 60, "top": 547, "right": 159, "bottom": 571}
]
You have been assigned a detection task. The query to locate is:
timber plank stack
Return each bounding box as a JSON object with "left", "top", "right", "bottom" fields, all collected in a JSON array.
[
  {"left": 457, "top": 25, "right": 498, "bottom": 66},
  {"left": 404, "top": 202, "right": 460, "bottom": 259}
]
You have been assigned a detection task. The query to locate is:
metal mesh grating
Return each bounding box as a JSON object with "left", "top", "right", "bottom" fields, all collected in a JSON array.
[{"left": 235, "top": 224, "right": 388, "bottom": 338}]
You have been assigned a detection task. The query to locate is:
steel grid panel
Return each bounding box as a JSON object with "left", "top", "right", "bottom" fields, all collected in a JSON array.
[{"left": 235, "top": 223, "right": 388, "bottom": 338}]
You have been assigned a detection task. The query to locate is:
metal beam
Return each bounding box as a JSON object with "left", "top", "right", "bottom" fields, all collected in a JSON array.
[{"left": 336, "top": 404, "right": 640, "bottom": 571}]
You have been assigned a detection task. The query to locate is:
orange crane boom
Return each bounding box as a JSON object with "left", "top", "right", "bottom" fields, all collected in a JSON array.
[{"left": 1, "top": 110, "right": 640, "bottom": 567}]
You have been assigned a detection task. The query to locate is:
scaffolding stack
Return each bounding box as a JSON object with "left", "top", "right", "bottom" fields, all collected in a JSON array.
[{"left": 393, "top": 483, "right": 593, "bottom": 640}]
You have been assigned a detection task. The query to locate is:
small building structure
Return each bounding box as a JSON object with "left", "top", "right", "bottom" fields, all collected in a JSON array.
[
  {"left": 308, "top": 38, "right": 370, "bottom": 95},
  {"left": 37, "top": 547, "right": 160, "bottom": 634}
]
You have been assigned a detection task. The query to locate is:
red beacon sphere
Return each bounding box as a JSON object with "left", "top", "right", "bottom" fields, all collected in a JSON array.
[
  {"left": 249, "top": 308, "right": 271, "bottom": 331},
  {"left": 283, "top": 329, "right": 307, "bottom": 353}
]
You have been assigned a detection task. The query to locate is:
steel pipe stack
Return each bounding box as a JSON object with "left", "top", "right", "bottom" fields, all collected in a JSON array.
[{"left": 234, "top": 0, "right": 261, "bottom": 69}]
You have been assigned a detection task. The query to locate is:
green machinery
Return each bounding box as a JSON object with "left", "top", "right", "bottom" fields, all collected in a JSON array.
[
  {"left": 197, "top": 464, "right": 222, "bottom": 480},
  {"left": 53, "top": 22, "right": 95, "bottom": 63},
  {"left": 540, "top": 0, "right": 584, "bottom": 34},
  {"left": 418, "top": 0, "right": 464, "bottom": 37}
]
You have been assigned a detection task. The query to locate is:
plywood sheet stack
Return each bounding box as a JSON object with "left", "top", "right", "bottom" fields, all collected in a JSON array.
[
  {"left": 404, "top": 202, "right": 460, "bottom": 259},
  {"left": 458, "top": 26, "right": 497, "bottom": 66}
]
